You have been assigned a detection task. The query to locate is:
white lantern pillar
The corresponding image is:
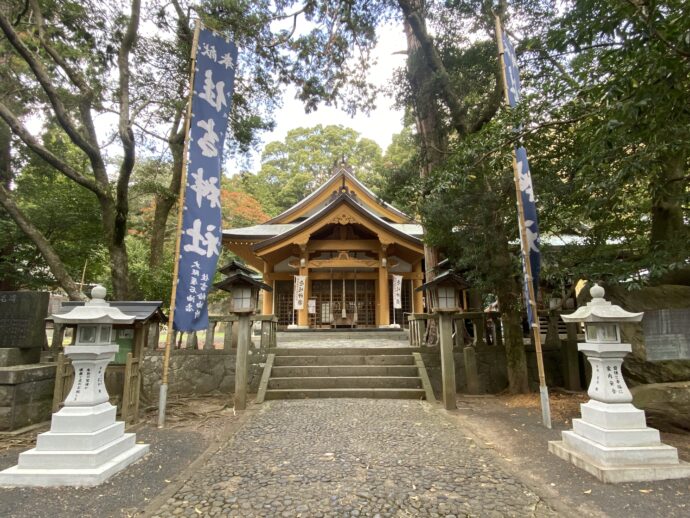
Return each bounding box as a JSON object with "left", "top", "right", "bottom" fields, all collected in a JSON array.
[
  {"left": 0, "top": 286, "right": 149, "bottom": 487},
  {"left": 549, "top": 284, "right": 690, "bottom": 482}
]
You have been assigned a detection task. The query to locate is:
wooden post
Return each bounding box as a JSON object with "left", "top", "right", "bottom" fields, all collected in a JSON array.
[
  {"left": 234, "top": 315, "right": 251, "bottom": 410},
  {"left": 204, "top": 320, "right": 216, "bottom": 349},
  {"left": 271, "top": 317, "right": 277, "bottom": 347},
  {"left": 464, "top": 346, "right": 480, "bottom": 394},
  {"left": 438, "top": 313, "right": 457, "bottom": 410},
  {"left": 224, "top": 320, "right": 233, "bottom": 349},
  {"left": 52, "top": 352, "right": 66, "bottom": 413},
  {"left": 186, "top": 331, "right": 198, "bottom": 349},
  {"left": 495, "top": 13, "right": 551, "bottom": 428},
  {"left": 562, "top": 321, "right": 582, "bottom": 391},
  {"left": 51, "top": 323, "right": 66, "bottom": 351},
  {"left": 158, "top": 19, "right": 201, "bottom": 428},
  {"left": 260, "top": 320, "right": 271, "bottom": 350}
]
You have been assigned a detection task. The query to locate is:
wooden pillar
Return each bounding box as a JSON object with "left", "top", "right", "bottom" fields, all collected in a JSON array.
[
  {"left": 297, "top": 247, "right": 310, "bottom": 327},
  {"left": 234, "top": 315, "right": 251, "bottom": 410},
  {"left": 262, "top": 266, "right": 273, "bottom": 316},
  {"left": 438, "top": 313, "right": 457, "bottom": 410},
  {"left": 413, "top": 262, "right": 424, "bottom": 313},
  {"left": 377, "top": 245, "right": 390, "bottom": 327}
]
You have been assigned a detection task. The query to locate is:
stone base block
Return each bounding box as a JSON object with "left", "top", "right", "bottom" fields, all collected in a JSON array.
[
  {"left": 580, "top": 400, "right": 647, "bottom": 430},
  {"left": 572, "top": 418, "right": 660, "bottom": 447},
  {"left": 0, "top": 348, "right": 41, "bottom": 367},
  {"left": 50, "top": 402, "right": 116, "bottom": 433},
  {"left": 549, "top": 440, "right": 690, "bottom": 483},
  {"left": 0, "top": 443, "right": 149, "bottom": 487},
  {"left": 18, "top": 433, "right": 136, "bottom": 469},
  {"left": 561, "top": 430, "right": 679, "bottom": 466},
  {"left": 36, "top": 421, "right": 125, "bottom": 451}
]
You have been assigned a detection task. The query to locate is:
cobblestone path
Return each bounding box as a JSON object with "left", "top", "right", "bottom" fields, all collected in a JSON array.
[{"left": 153, "top": 399, "right": 554, "bottom": 517}]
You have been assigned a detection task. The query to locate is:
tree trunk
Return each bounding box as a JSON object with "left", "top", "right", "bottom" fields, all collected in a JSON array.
[
  {"left": 0, "top": 185, "right": 86, "bottom": 300},
  {"left": 402, "top": 0, "right": 444, "bottom": 343},
  {"left": 100, "top": 199, "right": 130, "bottom": 300},
  {"left": 149, "top": 131, "right": 184, "bottom": 268},
  {"left": 493, "top": 222, "right": 529, "bottom": 393},
  {"left": 496, "top": 280, "right": 530, "bottom": 393},
  {"left": 650, "top": 152, "right": 687, "bottom": 254}
]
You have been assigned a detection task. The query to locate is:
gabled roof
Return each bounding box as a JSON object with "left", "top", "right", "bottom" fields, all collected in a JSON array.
[
  {"left": 266, "top": 166, "right": 414, "bottom": 225},
  {"left": 52, "top": 301, "right": 166, "bottom": 323},
  {"left": 253, "top": 193, "right": 423, "bottom": 253}
]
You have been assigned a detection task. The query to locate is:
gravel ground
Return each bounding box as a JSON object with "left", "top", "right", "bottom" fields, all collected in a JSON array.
[
  {"left": 150, "top": 398, "right": 556, "bottom": 517},
  {"left": 0, "top": 425, "right": 208, "bottom": 518},
  {"left": 454, "top": 394, "right": 690, "bottom": 518}
]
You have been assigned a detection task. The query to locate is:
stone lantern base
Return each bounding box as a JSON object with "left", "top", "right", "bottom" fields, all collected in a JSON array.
[
  {"left": 0, "top": 403, "right": 148, "bottom": 487},
  {"left": 549, "top": 400, "right": 690, "bottom": 483},
  {"left": 0, "top": 346, "right": 149, "bottom": 487}
]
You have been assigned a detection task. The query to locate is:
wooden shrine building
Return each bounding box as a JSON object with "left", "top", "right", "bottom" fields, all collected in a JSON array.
[{"left": 223, "top": 166, "right": 426, "bottom": 329}]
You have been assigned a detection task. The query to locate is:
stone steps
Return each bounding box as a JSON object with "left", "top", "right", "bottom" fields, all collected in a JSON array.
[
  {"left": 258, "top": 347, "right": 435, "bottom": 402},
  {"left": 264, "top": 388, "right": 426, "bottom": 400},
  {"left": 268, "top": 376, "right": 423, "bottom": 390},
  {"left": 273, "top": 354, "right": 415, "bottom": 366},
  {"left": 276, "top": 330, "right": 408, "bottom": 342},
  {"left": 270, "top": 365, "right": 419, "bottom": 378}
]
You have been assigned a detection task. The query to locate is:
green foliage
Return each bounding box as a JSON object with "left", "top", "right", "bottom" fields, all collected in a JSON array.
[
  {"left": 126, "top": 234, "right": 174, "bottom": 303},
  {"left": 240, "top": 124, "right": 384, "bottom": 216},
  {"left": 0, "top": 129, "right": 108, "bottom": 290}
]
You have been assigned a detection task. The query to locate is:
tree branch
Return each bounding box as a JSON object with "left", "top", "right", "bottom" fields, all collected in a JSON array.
[
  {"left": 28, "top": 0, "right": 93, "bottom": 95},
  {"left": 115, "top": 0, "right": 141, "bottom": 244},
  {"left": 398, "top": 0, "right": 470, "bottom": 136},
  {"left": 0, "top": 102, "right": 105, "bottom": 197},
  {"left": 0, "top": 185, "right": 87, "bottom": 301},
  {"left": 0, "top": 10, "right": 100, "bottom": 161}
]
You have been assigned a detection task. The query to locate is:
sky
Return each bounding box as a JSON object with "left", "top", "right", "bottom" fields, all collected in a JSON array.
[{"left": 239, "top": 22, "right": 408, "bottom": 173}]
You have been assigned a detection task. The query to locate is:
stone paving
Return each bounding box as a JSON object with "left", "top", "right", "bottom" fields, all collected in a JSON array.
[
  {"left": 274, "top": 331, "right": 410, "bottom": 349},
  {"left": 152, "top": 399, "right": 555, "bottom": 517}
]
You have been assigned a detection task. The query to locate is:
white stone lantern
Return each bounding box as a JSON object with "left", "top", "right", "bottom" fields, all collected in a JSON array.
[
  {"left": 549, "top": 283, "right": 690, "bottom": 483},
  {"left": 0, "top": 286, "right": 149, "bottom": 487}
]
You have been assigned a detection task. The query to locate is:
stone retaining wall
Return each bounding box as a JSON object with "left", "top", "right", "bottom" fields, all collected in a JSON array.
[
  {"left": 0, "top": 364, "right": 56, "bottom": 431},
  {"left": 421, "top": 346, "right": 508, "bottom": 396},
  {"left": 140, "top": 349, "right": 266, "bottom": 403}
]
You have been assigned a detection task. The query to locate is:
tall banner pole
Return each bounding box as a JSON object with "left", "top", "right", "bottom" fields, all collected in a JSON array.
[
  {"left": 494, "top": 13, "right": 551, "bottom": 428},
  {"left": 158, "top": 20, "right": 201, "bottom": 428}
]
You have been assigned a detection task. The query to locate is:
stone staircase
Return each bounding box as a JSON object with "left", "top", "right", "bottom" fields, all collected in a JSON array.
[{"left": 256, "top": 347, "right": 435, "bottom": 402}]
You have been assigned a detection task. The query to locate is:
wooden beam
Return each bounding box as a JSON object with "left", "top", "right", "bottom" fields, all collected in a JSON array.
[{"left": 307, "top": 240, "right": 379, "bottom": 251}]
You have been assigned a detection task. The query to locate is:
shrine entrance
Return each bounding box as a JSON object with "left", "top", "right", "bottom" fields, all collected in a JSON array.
[{"left": 310, "top": 278, "right": 376, "bottom": 328}]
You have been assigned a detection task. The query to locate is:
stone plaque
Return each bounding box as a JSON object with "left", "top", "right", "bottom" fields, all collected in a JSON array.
[
  {"left": 0, "top": 292, "right": 50, "bottom": 349},
  {"left": 643, "top": 309, "right": 690, "bottom": 361}
]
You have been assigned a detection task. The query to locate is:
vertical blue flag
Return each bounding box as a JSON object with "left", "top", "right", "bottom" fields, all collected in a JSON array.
[
  {"left": 501, "top": 32, "right": 541, "bottom": 325},
  {"left": 174, "top": 27, "right": 237, "bottom": 332}
]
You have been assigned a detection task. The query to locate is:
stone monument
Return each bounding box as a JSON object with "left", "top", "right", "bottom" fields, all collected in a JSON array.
[
  {"left": 549, "top": 284, "right": 690, "bottom": 483},
  {"left": 0, "top": 286, "right": 149, "bottom": 486},
  {"left": 0, "top": 291, "right": 49, "bottom": 366},
  {"left": 0, "top": 291, "right": 55, "bottom": 431}
]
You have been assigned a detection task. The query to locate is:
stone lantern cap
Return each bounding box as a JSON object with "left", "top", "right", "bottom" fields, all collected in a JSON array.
[
  {"left": 51, "top": 285, "right": 136, "bottom": 324},
  {"left": 561, "top": 283, "right": 643, "bottom": 324}
]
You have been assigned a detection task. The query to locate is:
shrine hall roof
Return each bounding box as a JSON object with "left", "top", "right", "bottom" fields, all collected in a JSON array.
[{"left": 223, "top": 222, "right": 425, "bottom": 241}]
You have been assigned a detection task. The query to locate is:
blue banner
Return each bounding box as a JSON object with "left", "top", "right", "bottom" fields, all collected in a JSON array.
[
  {"left": 174, "top": 27, "right": 237, "bottom": 332},
  {"left": 502, "top": 32, "right": 541, "bottom": 325}
]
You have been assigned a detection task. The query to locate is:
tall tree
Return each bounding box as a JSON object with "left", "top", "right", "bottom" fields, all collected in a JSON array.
[
  {"left": 0, "top": 0, "right": 384, "bottom": 298},
  {"left": 0, "top": 0, "right": 142, "bottom": 298},
  {"left": 241, "top": 124, "right": 384, "bottom": 216}
]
